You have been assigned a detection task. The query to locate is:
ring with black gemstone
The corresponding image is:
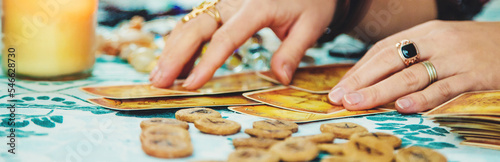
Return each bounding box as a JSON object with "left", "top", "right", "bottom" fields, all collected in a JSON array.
[{"left": 396, "top": 40, "right": 420, "bottom": 67}]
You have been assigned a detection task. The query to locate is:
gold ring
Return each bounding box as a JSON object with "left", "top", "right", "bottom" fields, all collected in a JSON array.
[
  {"left": 182, "top": 0, "right": 221, "bottom": 25},
  {"left": 421, "top": 61, "right": 437, "bottom": 84},
  {"left": 396, "top": 40, "right": 420, "bottom": 67}
]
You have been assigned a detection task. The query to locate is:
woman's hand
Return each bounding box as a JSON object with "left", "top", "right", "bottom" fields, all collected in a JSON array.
[
  {"left": 329, "top": 21, "right": 500, "bottom": 113},
  {"left": 150, "top": 0, "right": 336, "bottom": 89}
]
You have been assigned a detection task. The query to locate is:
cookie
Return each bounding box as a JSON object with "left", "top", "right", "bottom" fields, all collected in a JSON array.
[
  {"left": 194, "top": 117, "right": 241, "bottom": 135},
  {"left": 227, "top": 148, "right": 280, "bottom": 162},
  {"left": 141, "top": 125, "right": 191, "bottom": 142},
  {"left": 344, "top": 134, "right": 394, "bottom": 162},
  {"left": 320, "top": 156, "right": 360, "bottom": 162},
  {"left": 269, "top": 138, "right": 319, "bottom": 162},
  {"left": 286, "top": 133, "right": 335, "bottom": 143},
  {"left": 350, "top": 132, "right": 402, "bottom": 148},
  {"left": 395, "top": 146, "right": 447, "bottom": 162},
  {"left": 141, "top": 136, "right": 193, "bottom": 158},
  {"left": 140, "top": 118, "right": 189, "bottom": 130},
  {"left": 317, "top": 143, "right": 345, "bottom": 156},
  {"left": 175, "top": 108, "right": 221, "bottom": 123},
  {"left": 232, "top": 137, "right": 280, "bottom": 149},
  {"left": 253, "top": 119, "right": 299, "bottom": 133},
  {"left": 320, "top": 122, "right": 368, "bottom": 139},
  {"left": 244, "top": 128, "right": 292, "bottom": 139}
]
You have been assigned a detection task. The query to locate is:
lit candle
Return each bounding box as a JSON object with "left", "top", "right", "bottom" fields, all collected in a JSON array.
[{"left": 2, "top": 0, "right": 98, "bottom": 80}]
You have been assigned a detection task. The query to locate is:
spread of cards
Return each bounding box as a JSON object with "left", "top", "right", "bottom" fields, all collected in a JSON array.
[
  {"left": 81, "top": 63, "right": 500, "bottom": 160},
  {"left": 82, "top": 64, "right": 394, "bottom": 123}
]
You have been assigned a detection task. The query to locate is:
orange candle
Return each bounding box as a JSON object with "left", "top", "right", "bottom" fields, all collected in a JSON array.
[{"left": 2, "top": 0, "right": 98, "bottom": 80}]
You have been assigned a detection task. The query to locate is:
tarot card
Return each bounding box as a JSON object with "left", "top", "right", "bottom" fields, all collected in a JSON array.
[
  {"left": 81, "top": 72, "right": 276, "bottom": 99},
  {"left": 88, "top": 94, "right": 260, "bottom": 110},
  {"left": 257, "top": 64, "right": 353, "bottom": 93},
  {"left": 229, "top": 105, "right": 394, "bottom": 123},
  {"left": 243, "top": 86, "right": 344, "bottom": 114},
  {"left": 423, "top": 90, "right": 500, "bottom": 117},
  {"left": 462, "top": 137, "right": 500, "bottom": 150}
]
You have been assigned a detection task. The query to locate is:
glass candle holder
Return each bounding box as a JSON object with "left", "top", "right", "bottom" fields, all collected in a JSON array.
[{"left": 2, "top": 0, "right": 98, "bottom": 80}]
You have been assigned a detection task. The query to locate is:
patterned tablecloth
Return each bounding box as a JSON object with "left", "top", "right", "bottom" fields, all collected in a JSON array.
[{"left": 2, "top": 1, "right": 500, "bottom": 161}]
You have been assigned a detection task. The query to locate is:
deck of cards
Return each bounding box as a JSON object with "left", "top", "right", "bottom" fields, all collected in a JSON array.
[
  {"left": 423, "top": 90, "right": 500, "bottom": 150},
  {"left": 82, "top": 64, "right": 394, "bottom": 123}
]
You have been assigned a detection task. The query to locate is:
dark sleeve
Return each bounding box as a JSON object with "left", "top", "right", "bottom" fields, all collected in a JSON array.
[{"left": 436, "top": 0, "right": 490, "bottom": 20}]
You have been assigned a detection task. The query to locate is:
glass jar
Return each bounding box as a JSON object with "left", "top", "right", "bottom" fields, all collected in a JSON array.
[{"left": 2, "top": 0, "right": 98, "bottom": 80}]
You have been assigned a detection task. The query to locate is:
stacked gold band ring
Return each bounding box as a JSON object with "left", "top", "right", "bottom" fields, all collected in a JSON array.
[
  {"left": 421, "top": 61, "right": 437, "bottom": 84},
  {"left": 182, "top": 0, "right": 221, "bottom": 25}
]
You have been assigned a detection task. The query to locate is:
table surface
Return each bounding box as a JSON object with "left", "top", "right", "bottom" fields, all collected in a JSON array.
[{"left": 2, "top": 1, "right": 500, "bottom": 162}]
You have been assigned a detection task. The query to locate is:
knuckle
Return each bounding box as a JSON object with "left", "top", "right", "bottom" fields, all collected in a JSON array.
[
  {"left": 211, "top": 28, "right": 237, "bottom": 49},
  {"left": 435, "top": 81, "right": 453, "bottom": 98},
  {"left": 379, "top": 48, "right": 402, "bottom": 70},
  {"left": 413, "top": 92, "right": 430, "bottom": 108},
  {"left": 348, "top": 74, "right": 363, "bottom": 89},
  {"left": 399, "top": 69, "right": 420, "bottom": 90},
  {"left": 364, "top": 87, "right": 381, "bottom": 104}
]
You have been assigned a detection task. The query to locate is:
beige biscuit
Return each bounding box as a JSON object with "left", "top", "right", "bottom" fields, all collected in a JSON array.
[
  {"left": 320, "top": 122, "right": 368, "bottom": 139},
  {"left": 141, "top": 136, "right": 193, "bottom": 159},
  {"left": 269, "top": 138, "right": 319, "bottom": 162},
  {"left": 286, "top": 133, "right": 335, "bottom": 144},
  {"left": 244, "top": 128, "right": 292, "bottom": 139},
  {"left": 141, "top": 125, "right": 191, "bottom": 142},
  {"left": 395, "top": 146, "right": 447, "bottom": 162},
  {"left": 175, "top": 108, "right": 222, "bottom": 123},
  {"left": 253, "top": 119, "right": 299, "bottom": 133},
  {"left": 317, "top": 143, "right": 345, "bottom": 156},
  {"left": 344, "top": 135, "right": 394, "bottom": 162},
  {"left": 194, "top": 117, "right": 241, "bottom": 135},
  {"left": 320, "top": 156, "right": 360, "bottom": 162},
  {"left": 350, "top": 132, "right": 402, "bottom": 148},
  {"left": 232, "top": 137, "right": 280, "bottom": 149},
  {"left": 227, "top": 148, "right": 280, "bottom": 162},
  {"left": 140, "top": 118, "right": 189, "bottom": 130}
]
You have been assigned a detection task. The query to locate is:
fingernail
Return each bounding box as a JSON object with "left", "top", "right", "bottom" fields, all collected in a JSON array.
[
  {"left": 344, "top": 92, "right": 363, "bottom": 105},
  {"left": 329, "top": 88, "right": 346, "bottom": 104},
  {"left": 282, "top": 64, "right": 293, "bottom": 84},
  {"left": 396, "top": 98, "right": 412, "bottom": 110},
  {"left": 149, "top": 66, "right": 159, "bottom": 81},
  {"left": 182, "top": 72, "right": 196, "bottom": 88}
]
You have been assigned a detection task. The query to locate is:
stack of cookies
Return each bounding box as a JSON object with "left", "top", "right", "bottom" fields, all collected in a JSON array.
[{"left": 139, "top": 108, "right": 447, "bottom": 162}]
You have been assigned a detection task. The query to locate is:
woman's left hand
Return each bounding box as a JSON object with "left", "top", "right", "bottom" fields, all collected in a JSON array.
[{"left": 328, "top": 20, "right": 500, "bottom": 113}]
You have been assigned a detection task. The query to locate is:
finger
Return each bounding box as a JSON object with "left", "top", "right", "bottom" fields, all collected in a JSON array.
[
  {"left": 341, "top": 62, "right": 435, "bottom": 110},
  {"left": 396, "top": 74, "right": 474, "bottom": 114},
  {"left": 271, "top": 14, "right": 329, "bottom": 85},
  {"left": 181, "top": 3, "right": 271, "bottom": 89},
  {"left": 151, "top": 14, "right": 218, "bottom": 88},
  {"left": 329, "top": 37, "right": 432, "bottom": 105},
  {"left": 341, "top": 21, "right": 439, "bottom": 80}
]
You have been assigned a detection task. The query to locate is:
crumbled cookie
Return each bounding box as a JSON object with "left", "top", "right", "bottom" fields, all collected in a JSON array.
[
  {"left": 141, "top": 136, "right": 193, "bottom": 159},
  {"left": 286, "top": 133, "right": 335, "bottom": 143},
  {"left": 253, "top": 119, "right": 299, "bottom": 133},
  {"left": 194, "top": 117, "right": 241, "bottom": 135},
  {"left": 269, "top": 139, "right": 319, "bottom": 161},
  {"left": 227, "top": 148, "right": 280, "bottom": 162},
  {"left": 317, "top": 143, "right": 345, "bottom": 156},
  {"left": 141, "top": 125, "right": 191, "bottom": 142},
  {"left": 140, "top": 118, "right": 189, "bottom": 130},
  {"left": 320, "top": 122, "right": 368, "bottom": 139},
  {"left": 175, "top": 108, "right": 221, "bottom": 123},
  {"left": 244, "top": 128, "right": 292, "bottom": 139},
  {"left": 395, "top": 146, "right": 447, "bottom": 162},
  {"left": 344, "top": 134, "right": 394, "bottom": 162},
  {"left": 350, "top": 132, "right": 402, "bottom": 148},
  {"left": 232, "top": 137, "right": 280, "bottom": 149}
]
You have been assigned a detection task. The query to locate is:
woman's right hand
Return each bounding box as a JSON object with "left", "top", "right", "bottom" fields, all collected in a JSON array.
[{"left": 150, "top": 0, "right": 337, "bottom": 89}]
